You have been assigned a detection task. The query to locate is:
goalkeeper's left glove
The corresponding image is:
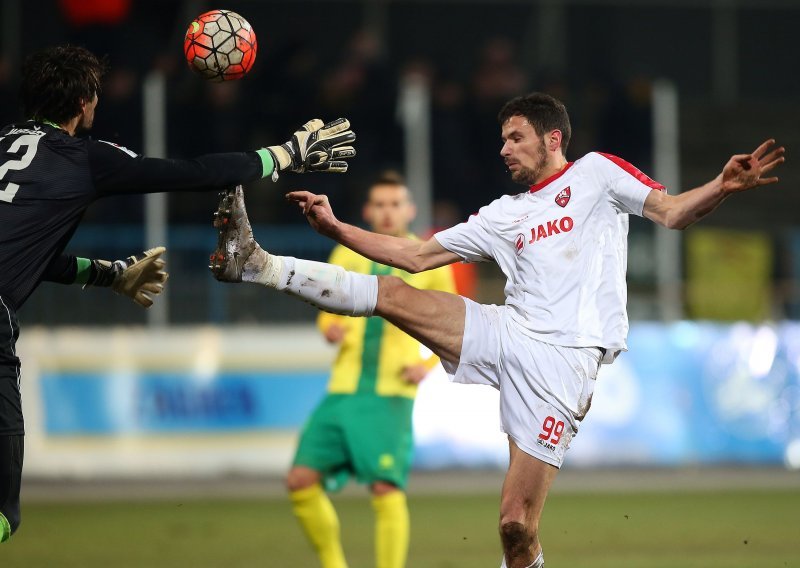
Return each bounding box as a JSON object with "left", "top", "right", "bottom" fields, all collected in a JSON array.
[
  {"left": 84, "top": 247, "right": 169, "bottom": 308},
  {"left": 265, "top": 118, "right": 356, "bottom": 180}
]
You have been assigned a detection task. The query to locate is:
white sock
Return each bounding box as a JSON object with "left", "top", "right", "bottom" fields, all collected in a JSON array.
[{"left": 246, "top": 254, "right": 378, "bottom": 316}]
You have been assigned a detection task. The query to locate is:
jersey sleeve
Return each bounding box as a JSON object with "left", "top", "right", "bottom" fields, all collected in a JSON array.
[
  {"left": 87, "top": 139, "right": 264, "bottom": 195},
  {"left": 594, "top": 152, "right": 666, "bottom": 216},
  {"left": 41, "top": 253, "right": 77, "bottom": 284},
  {"left": 433, "top": 205, "right": 497, "bottom": 263}
]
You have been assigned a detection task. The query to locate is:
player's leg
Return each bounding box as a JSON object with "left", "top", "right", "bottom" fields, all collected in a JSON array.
[
  {"left": 288, "top": 474, "right": 348, "bottom": 568},
  {"left": 372, "top": 276, "right": 465, "bottom": 364},
  {"left": 351, "top": 396, "right": 415, "bottom": 568},
  {"left": 499, "top": 438, "right": 556, "bottom": 568},
  {"left": 0, "top": 305, "right": 23, "bottom": 543},
  {"left": 210, "top": 187, "right": 466, "bottom": 365},
  {"left": 495, "top": 339, "right": 600, "bottom": 568},
  {"left": 0, "top": 434, "right": 23, "bottom": 543},
  {"left": 371, "top": 481, "right": 409, "bottom": 568},
  {"left": 287, "top": 397, "right": 351, "bottom": 568}
]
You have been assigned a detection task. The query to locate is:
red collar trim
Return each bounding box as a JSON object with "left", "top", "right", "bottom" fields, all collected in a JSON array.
[{"left": 529, "top": 162, "right": 574, "bottom": 193}]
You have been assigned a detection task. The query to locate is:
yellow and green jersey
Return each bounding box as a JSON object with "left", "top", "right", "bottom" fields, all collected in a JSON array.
[{"left": 318, "top": 239, "right": 456, "bottom": 399}]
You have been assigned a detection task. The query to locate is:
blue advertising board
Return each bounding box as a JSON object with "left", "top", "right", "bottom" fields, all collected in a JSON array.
[
  {"left": 41, "top": 372, "right": 329, "bottom": 434},
  {"left": 39, "top": 323, "right": 800, "bottom": 466}
]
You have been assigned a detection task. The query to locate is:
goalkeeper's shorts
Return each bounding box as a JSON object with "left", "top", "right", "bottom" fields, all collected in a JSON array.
[
  {"left": 293, "top": 393, "right": 414, "bottom": 491},
  {"left": 0, "top": 374, "right": 22, "bottom": 436},
  {"left": 0, "top": 297, "right": 22, "bottom": 436}
]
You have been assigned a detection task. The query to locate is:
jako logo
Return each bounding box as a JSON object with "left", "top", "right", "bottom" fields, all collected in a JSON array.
[{"left": 528, "top": 217, "right": 574, "bottom": 244}]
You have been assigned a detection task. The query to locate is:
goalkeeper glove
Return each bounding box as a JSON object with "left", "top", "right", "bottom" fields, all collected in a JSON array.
[
  {"left": 265, "top": 118, "right": 356, "bottom": 180},
  {"left": 85, "top": 247, "right": 169, "bottom": 308}
]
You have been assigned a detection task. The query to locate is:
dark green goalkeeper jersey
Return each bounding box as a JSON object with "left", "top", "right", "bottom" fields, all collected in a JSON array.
[{"left": 0, "top": 120, "right": 264, "bottom": 367}]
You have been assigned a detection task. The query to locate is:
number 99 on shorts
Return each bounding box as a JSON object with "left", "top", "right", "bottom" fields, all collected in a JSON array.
[{"left": 536, "top": 416, "right": 565, "bottom": 452}]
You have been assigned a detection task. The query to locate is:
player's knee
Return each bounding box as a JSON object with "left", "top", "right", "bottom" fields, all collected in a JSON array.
[
  {"left": 286, "top": 466, "right": 320, "bottom": 492},
  {"left": 377, "top": 275, "right": 405, "bottom": 297},
  {"left": 499, "top": 520, "right": 535, "bottom": 557},
  {"left": 375, "top": 275, "right": 413, "bottom": 314},
  {"left": 371, "top": 480, "right": 400, "bottom": 496}
]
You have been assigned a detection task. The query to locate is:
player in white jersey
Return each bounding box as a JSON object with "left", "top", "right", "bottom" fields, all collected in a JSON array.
[{"left": 210, "top": 93, "right": 785, "bottom": 568}]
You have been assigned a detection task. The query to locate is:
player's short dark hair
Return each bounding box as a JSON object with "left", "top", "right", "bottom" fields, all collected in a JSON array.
[
  {"left": 366, "top": 170, "right": 411, "bottom": 203},
  {"left": 498, "top": 92, "right": 572, "bottom": 154},
  {"left": 371, "top": 169, "right": 406, "bottom": 187},
  {"left": 21, "top": 45, "right": 108, "bottom": 124}
]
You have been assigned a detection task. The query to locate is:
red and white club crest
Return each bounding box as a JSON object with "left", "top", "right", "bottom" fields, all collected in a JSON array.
[
  {"left": 514, "top": 233, "right": 525, "bottom": 256},
  {"left": 555, "top": 186, "right": 571, "bottom": 207}
]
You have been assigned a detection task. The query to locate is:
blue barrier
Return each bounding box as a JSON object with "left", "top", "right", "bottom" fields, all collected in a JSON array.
[
  {"left": 42, "top": 371, "right": 329, "bottom": 434},
  {"left": 37, "top": 322, "right": 800, "bottom": 466}
]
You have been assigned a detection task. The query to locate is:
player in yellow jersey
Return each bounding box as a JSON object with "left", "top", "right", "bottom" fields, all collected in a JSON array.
[{"left": 286, "top": 172, "right": 456, "bottom": 568}]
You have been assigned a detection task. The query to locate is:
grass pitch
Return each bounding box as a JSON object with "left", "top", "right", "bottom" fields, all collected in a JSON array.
[{"left": 3, "top": 489, "right": 799, "bottom": 567}]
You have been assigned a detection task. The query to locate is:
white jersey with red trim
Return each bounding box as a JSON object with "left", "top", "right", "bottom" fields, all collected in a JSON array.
[{"left": 434, "top": 151, "right": 666, "bottom": 361}]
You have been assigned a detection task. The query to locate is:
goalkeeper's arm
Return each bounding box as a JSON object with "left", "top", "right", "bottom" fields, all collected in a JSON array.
[
  {"left": 89, "top": 118, "right": 356, "bottom": 195},
  {"left": 43, "top": 247, "right": 169, "bottom": 308}
]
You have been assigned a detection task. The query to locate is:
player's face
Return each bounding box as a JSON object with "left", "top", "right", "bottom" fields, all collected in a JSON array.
[
  {"left": 363, "top": 184, "right": 415, "bottom": 237},
  {"left": 79, "top": 93, "right": 99, "bottom": 131},
  {"left": 500, "top": 115, "right": 549, "bottom": 185}
]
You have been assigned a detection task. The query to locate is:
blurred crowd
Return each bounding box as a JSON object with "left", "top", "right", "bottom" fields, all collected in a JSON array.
[
  {"left": 0, "top": 0, "right": 654, "bottom": 230},
  {"left": 4, "top": 0, "right": 800, "bottom": 324}
]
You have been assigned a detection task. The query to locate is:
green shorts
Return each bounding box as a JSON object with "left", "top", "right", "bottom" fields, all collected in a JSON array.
[{"left": 293, "top": 394, "right": 415, "bottom": 491}]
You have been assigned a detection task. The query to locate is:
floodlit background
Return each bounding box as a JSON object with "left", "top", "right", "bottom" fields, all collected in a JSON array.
[{"left": 1, "top": 1, "right": 799, "bottom": 566}]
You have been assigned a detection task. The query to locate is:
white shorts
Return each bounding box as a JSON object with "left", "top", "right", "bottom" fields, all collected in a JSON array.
[{"left": 442, "top": 298, "right": 602, "bottom": 467}]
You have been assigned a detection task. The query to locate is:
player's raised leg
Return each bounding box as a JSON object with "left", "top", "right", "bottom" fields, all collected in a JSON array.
[
  {"left": 209, "top": 187, "right": 466, "bottom": 365},
  {"left": 499, "top": 438, "right": 555, "bottom": 568}
]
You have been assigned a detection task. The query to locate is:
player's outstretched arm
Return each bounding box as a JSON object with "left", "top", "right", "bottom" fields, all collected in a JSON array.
[
  {"left": 90, "top": 118, "right": 355, "bottom": 197},
  {"left": 287, "top": 190, "right": 460, "bottom": 273},
  {"left": 643, "top": 139, "right": 785, "bottom": 230},
  {"left": 264, "top": 118, "right": 356, "bottom": 181}
]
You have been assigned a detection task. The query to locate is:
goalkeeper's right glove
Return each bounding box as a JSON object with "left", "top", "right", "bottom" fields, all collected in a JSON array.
[
  {"left": 265, "top": 118, "right": 356, "bottom": 181},
  {"left": 85, "top": 247, "right": 169, "bottom": 308}
]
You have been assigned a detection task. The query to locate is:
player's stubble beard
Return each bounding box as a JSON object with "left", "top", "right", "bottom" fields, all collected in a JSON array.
[{"left": 510, "top": 139, "right": 548, "bottom": 186}]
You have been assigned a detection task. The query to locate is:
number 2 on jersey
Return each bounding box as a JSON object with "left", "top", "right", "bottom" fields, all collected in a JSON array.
[
  {"left": 0, "top": 134, "right": 43, "bottom": 203},
  {"left": 538, "top": 416, "right": 565, "bottom": 444}
]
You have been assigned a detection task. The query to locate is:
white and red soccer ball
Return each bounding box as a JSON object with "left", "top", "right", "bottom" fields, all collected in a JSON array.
[{"left": 184, "top": 10, "right": 257, "bottom": 82}]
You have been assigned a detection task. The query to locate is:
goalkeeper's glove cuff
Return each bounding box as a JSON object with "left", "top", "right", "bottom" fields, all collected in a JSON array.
[
  {"left": 81, "top": 259, "right": 122, "bottom": 288},
  {"left": 255, "top": 148, "right": 276, "bottom": 180},
  {"left": 264, "top": 145, "right": 294, "bottom": 181}
]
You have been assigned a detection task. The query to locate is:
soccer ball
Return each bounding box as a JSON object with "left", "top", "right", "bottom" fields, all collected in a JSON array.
[{"left": 184, "top": 10, "right": 257, "bottom": 82}]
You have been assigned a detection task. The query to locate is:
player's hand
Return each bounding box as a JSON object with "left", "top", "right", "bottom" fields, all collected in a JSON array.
[
  {"left": 402, "top": 364, "right": 429, "bottom": 385},
  {"left": 323, "top": 323, "right": 346, "bottom": 344},
  {"left": 720, "top": 139, "right": 785, "bottom": 195},
  {"left": 286, "top": 190, "right": 341, "bottom": 238},
  {"left": 111, "top": 247, "right": 169, "bottom": 308},
  {"left": 266, "top": 118, "right": 356, "bottom": 180}
]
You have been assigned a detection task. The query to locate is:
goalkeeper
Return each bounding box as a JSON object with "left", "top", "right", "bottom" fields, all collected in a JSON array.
[
  {"left": 0, "top": 45, "right": 356, "bottom": 543},
  {"left": 285, "top": 173, "right": 456, "bottom": 568},
  {"left": 0, "top": 246, "right": 168, "bottom": 545}
]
